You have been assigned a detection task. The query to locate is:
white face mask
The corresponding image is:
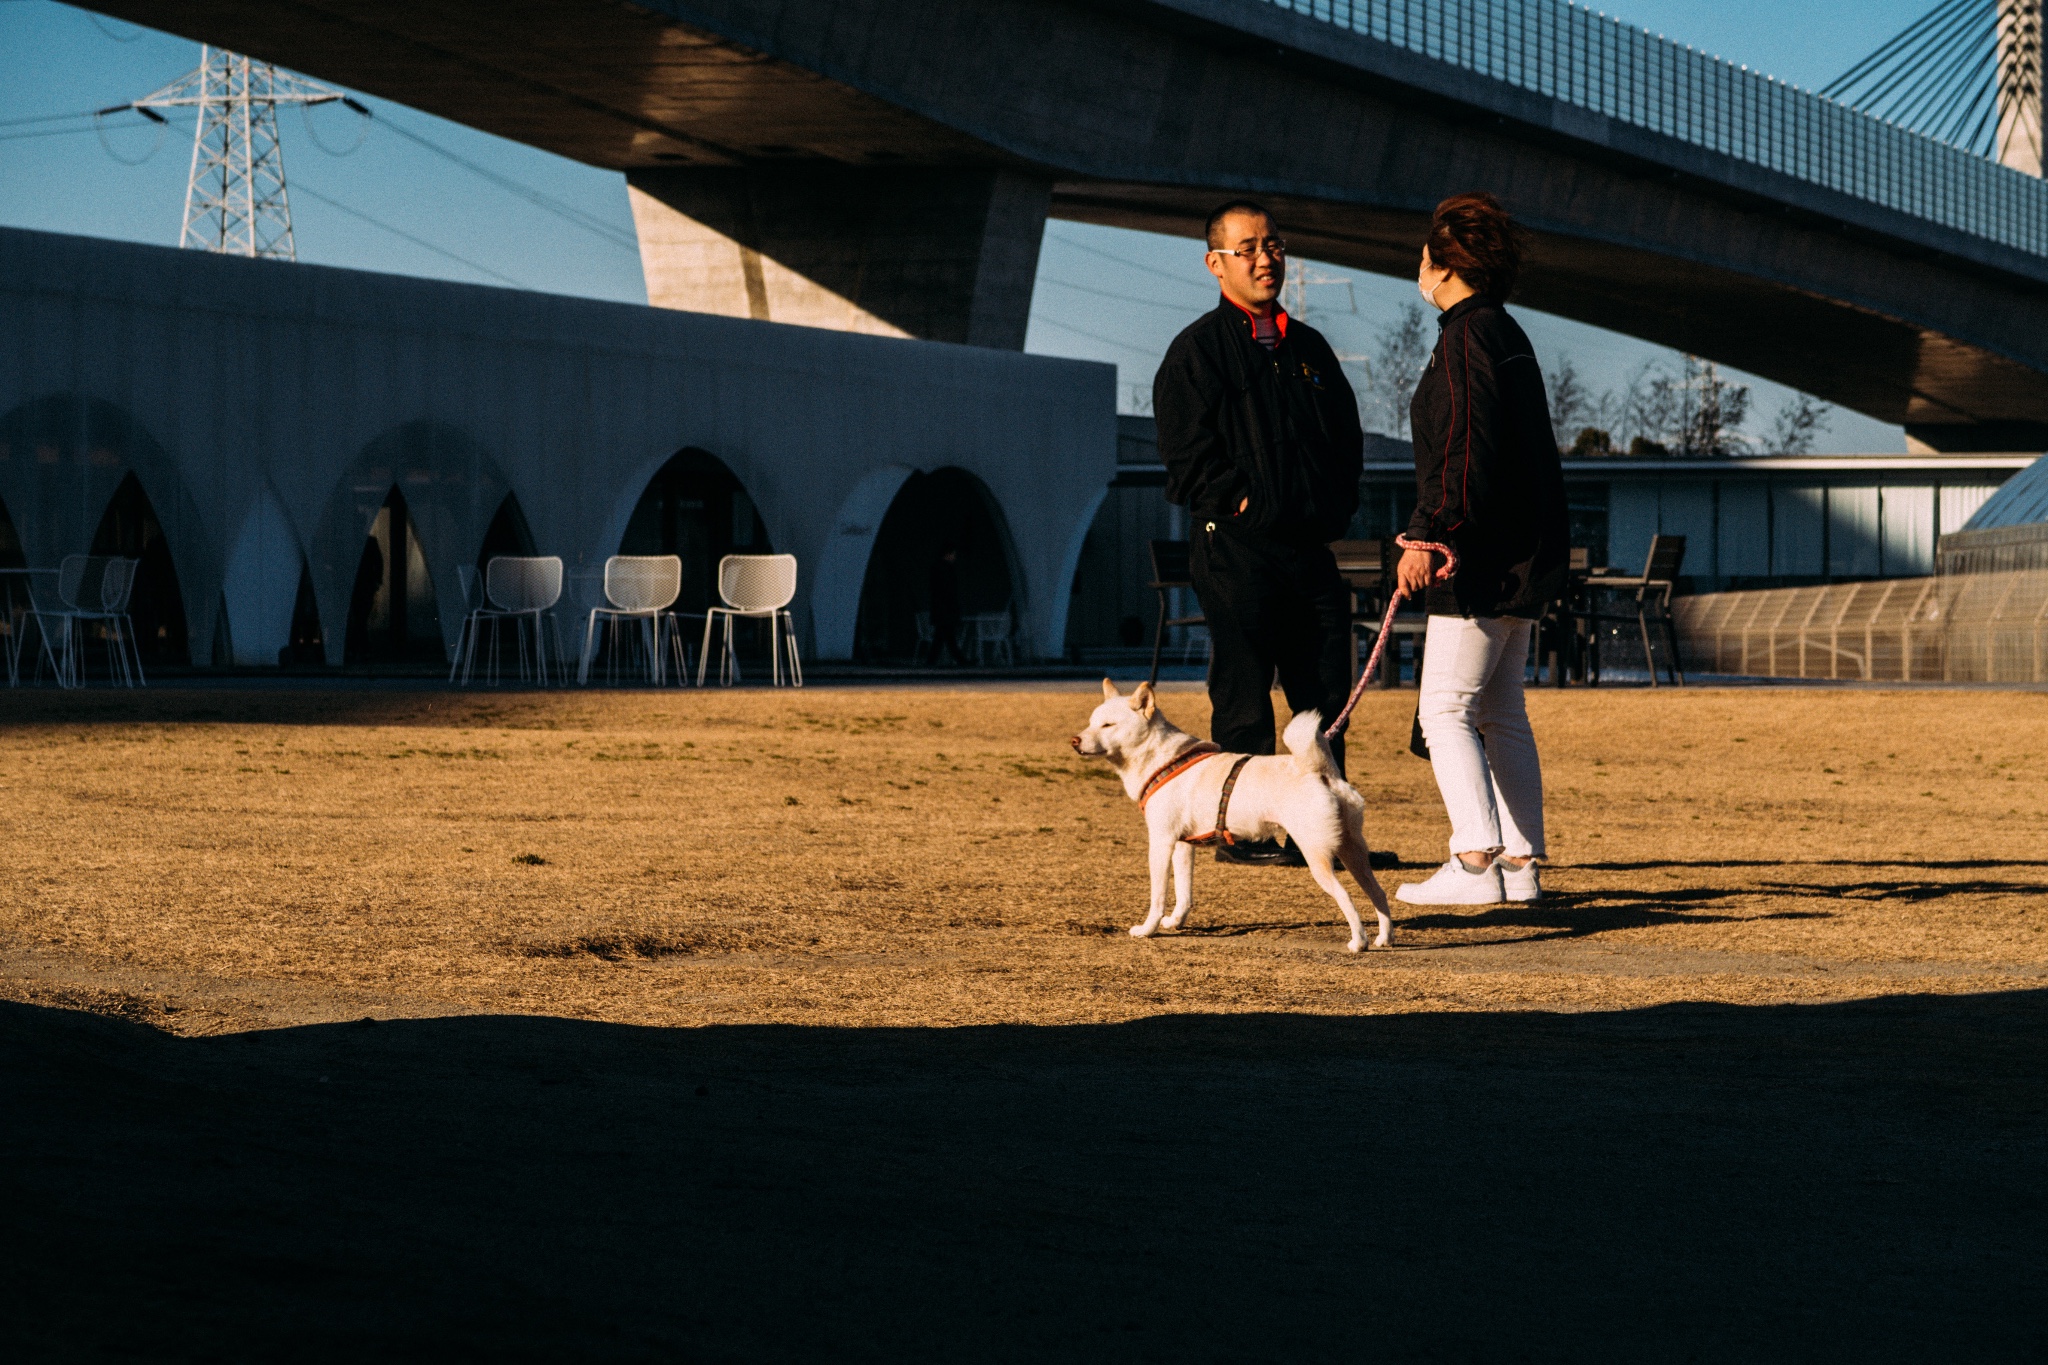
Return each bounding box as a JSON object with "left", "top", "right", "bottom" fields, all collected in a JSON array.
[{"left": 1418, "top": 267, "right": 1445, "bottom": 309}]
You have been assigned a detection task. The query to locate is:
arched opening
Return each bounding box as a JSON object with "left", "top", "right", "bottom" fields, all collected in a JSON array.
[
  {"left": 281, "top": 561, "right": 325, "bottom": 666},
  {"left": 344, "top": 487, "right": 443, "bottom": 665},
  {"left": 474, "top": 493, "right": 537, "bottom": 595},
  {"left": 619, "top": 449, "right": 770, "bottom": 614},
  {"left": 856, "top": 467, "right": 1017, "bottom": 663},
  {"left": 0, "top": 497, "right": 25, "bottom": 637},
  {"left": 0, "top": 496, "right": 24, "bottom": 569},
  {"left": 90, "top": 472, "right": 188, "bottom": 666}
]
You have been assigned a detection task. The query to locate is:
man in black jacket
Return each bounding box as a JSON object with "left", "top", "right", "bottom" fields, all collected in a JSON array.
[{"left": 1154, "top": 201, "right": 1364, "bottom": 862}]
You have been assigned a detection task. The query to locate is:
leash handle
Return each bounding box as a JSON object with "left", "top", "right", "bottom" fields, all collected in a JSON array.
[{"left": 1323, "top": 536, "right": 1457, "bottom": 742}]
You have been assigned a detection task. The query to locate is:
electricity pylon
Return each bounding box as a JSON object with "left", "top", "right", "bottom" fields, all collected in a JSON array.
[{"left": 122, "top": 46, "right": 356, "bottom": 260}]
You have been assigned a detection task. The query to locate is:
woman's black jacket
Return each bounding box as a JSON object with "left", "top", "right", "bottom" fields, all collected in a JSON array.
[
  {"left": 1154, "top": 299, "right": 1363, "bottom": 543},
  {"left": 1406, "top": 295, "right": 1570, "bottom": 618}
]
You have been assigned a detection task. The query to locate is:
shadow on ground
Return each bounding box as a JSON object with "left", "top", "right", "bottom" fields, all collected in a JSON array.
[{"left": 6, "top": 993, "right": 2045, "bottom": 1360}]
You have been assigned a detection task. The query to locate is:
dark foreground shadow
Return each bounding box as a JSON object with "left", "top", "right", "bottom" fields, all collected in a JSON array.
[{"left": 5, "top": 993, "right": 2046, "bottom": 1362}]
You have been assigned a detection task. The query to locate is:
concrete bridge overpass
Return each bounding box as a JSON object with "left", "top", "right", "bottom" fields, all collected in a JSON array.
[{"left": 82, "top": 0, "right": 2048, "bottom": 450}]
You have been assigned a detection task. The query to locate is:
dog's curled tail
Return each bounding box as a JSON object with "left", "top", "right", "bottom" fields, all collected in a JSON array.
[{"left": 1282, "top": 709, "right": 1342, "bottom": 781}]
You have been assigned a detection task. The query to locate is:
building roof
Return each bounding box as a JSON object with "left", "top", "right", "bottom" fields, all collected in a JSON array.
[{"left": 1960, "top": 453, "right": 2048, "bottom": 530}]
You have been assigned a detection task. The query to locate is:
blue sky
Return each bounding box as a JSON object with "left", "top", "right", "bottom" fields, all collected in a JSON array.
[{"left": 0, "top": 0, "right": 1939, "bottom": 450}]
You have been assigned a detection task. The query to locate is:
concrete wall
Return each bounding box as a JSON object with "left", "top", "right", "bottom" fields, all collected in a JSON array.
[{"left": 0, "top": 228, "right": 1114, "bottom": 666}]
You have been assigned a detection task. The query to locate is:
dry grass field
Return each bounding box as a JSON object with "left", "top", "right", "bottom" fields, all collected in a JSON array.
[
  {"left": 2, "top": 684, "right": 2044, "bottom": 1030},
  {"left": 6, "top": 683, "right": 2047, "bottom": 1361}
]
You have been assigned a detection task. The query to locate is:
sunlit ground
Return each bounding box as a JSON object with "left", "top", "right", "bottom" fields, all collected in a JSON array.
[{"left": 4, "top": 684, "right": 2043, "bottom": 1032}]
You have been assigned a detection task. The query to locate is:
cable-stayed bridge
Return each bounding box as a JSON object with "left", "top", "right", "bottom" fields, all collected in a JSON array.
[{"left": 75, "top": 0, "right": 2048, "bottom": 449}]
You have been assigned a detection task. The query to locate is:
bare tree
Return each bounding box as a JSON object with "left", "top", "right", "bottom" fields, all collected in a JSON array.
[
  {"left": 1361, "top": 302, "right": 1432, "bottom": 438},
  {"left": 1767, "top": 392, "right": 1832, "bottom": 454},
  {"left": 1672, "top": 357, "right": 1751, "bottom": 457},
  {"left": 1546, "top": 355, "right": 1590, "bottom": 449},
  {"left": 1538, "top": 351, "right": 1629, "bottom": 455},
  {"left": 1619, "top": 359, "right": 1679, "bottom": 455}
]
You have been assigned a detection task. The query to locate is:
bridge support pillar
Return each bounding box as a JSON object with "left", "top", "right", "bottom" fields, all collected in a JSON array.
[{"left": 626, "top": 166, "right": 1049, "bottom": 348}]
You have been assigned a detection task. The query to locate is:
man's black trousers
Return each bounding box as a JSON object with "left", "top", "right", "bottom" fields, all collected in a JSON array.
[{"left": 1189, "top": 522, "right": 1353, "bottom": 774}]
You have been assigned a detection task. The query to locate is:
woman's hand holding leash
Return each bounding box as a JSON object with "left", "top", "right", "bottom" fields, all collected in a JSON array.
[
  {"left": 1395, "top": 546, "right": 1439, "bottom": 596},
  {"left": 1322, "top": 535, "right": 1458, "bottom": 742}
]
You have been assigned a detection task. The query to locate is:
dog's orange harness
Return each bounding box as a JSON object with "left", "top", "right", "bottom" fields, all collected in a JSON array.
[
  {"left": 1134, "top": 742, "right": 1252, "bottom": 847},
  {"left": 1136, "top": 741, "right": 1220, "bottom": 810}
]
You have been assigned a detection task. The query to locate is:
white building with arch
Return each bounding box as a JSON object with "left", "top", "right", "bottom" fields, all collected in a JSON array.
[{"left": 0, "top": 227, "right": 1113, "bottom": 669}]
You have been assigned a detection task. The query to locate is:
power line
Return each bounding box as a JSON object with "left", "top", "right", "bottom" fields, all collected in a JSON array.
[
  {"left": 0, "top": 123, "right": 105, "bottom": 143},
  {"left": 292, "top": 182, "right": 526, "bottom": 287},
  {"left": 368, "top": 112, "right": 639, "bottom": 252},
  {"left": 1028, "top": 311, "right": 1165, "bottom": 359},
  {"left": 1042, "top": 229, "right": 1215, "bottom": 293},
  {"left": 0, "top": 108, "right": 107, "bottom": 129},
  {"left": 1036, "top": 274, "right": 1208, "bottom": 312}
]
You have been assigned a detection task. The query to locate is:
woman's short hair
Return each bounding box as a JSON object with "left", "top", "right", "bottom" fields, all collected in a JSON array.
[{"left": 1426, "top": 192, "right": 1527, "bottom": 300}]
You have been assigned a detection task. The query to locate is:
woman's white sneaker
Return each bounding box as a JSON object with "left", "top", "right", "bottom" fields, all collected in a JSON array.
[
  {"left": 1395, "top": 858, "right": 1505, "bottom": 905},
  {"left": 1497, "top": 858, "right": 1541, "bottom": 903}
]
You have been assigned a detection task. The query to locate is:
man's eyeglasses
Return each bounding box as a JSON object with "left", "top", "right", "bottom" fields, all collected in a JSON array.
[{"left": 1212, "top": 239, "right": 1287, "bottom": 262}]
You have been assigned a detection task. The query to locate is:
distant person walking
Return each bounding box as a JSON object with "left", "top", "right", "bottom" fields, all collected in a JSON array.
[
  {"left": 1154, "top": 200, "right": 1365, "bottom": 866},
  {"left": 1393, "top": 192, "right": 1570, "bottom": 907}
]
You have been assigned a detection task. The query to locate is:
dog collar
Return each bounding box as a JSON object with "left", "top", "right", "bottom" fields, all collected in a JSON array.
[{"left": 1136, "top": 741, "right": 1223, "bottom": 810}]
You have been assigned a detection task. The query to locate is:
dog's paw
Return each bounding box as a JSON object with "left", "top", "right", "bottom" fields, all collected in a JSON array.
[
  {"left": 1345, "top": 938, "right": 1365, "bottom": 954},
  {"left": 1160, "top": 913, "right": 1186, "bottom": 931},
  {"left": 1128, "top": 922, "right": 1156, "bottom": 938},
  {"left": 1372, "top": 933, "right": 1391, "bottom": 950}
]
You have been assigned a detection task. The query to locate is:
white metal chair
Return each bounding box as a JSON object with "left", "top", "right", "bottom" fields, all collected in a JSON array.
[
  {"left": 452, "top": 555, "right": 564, "bottom": 686},
  {"left": 699, "top": 553, "right": 801, "bottom": 687},
  {"left": 966, "top": 609, "right": 1014, "bottom": 667},
  {"left": 579, "top": 554, "right": 688, "bottom": 685},
  {"left": 29, "top": 555, "right": 143, "bottom": 688}
]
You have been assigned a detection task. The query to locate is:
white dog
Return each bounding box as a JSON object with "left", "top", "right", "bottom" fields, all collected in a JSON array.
[{"left": 1071, "top": 680, "right": 1393, "bottom": 953}]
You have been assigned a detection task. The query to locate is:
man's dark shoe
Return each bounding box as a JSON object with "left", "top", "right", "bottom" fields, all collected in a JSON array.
[{"left": 1214, "top": 839, "right": 1308, "bottom": 867}]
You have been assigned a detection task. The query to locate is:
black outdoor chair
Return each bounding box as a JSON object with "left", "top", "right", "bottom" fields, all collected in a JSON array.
[
  {"left": 1581, "top": 534, "right": 1687, "bottom": 686},
  {"left": 1146, "top": 539, "right": 1205, "bottom": 687},
  {"left": 1537, "top": 546, "right": 1594, "bottom": 686},
  {"left": 1332, "top": 536, "right": 1428, "bottom": 688}
]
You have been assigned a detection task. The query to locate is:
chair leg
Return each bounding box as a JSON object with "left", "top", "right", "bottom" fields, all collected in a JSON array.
[
  {"left": 579, "top": 611, "right": 599, "bottom": 685},
  {"left": 1147, "top": 598, "right": 1167, "bottom": 689},
  {"left": 783, "top": 611, "right": 803, "bottom": 687},
  {"left": 697, "top": 612, "right": 715, "bottom": 687},
  {"left": 121, "top": 618, "right": 143, "bottom": 688},
  {"left": 1636, "top": 601, "right": 1659, "bottom": 689},
  {"left": 1661, "top": 604, "right": 1686, "bottom": 686}
]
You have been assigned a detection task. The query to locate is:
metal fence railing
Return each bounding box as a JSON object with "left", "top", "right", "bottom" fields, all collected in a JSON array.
[
  {"left": 1674, "top": 571, "right": 2048, "bottom": 683},
  {"left": 1258, "top": 0, "right": 2048, "bottom": 259}
]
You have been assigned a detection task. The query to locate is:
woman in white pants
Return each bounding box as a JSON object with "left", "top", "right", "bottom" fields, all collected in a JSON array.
[{"left": 1391, "top": 193, "right": 1571, "bottom": 906}]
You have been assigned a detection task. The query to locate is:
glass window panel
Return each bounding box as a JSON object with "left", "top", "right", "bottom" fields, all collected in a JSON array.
[
  {"left": 1879, "top": 485, "right": 1933, "bottom": 576},
  {"left": 1717, "top": 481, "right": 1769, "bottom": 578},
  {"left": 1829, "top": 486, "right": 1880, "bottom": 577},
  {"left": 1772, "top": 485, "right": 1825, "bottom": 577},
  {"left": 1607, "top": 482, "right": 1659, "bottom": 576},
  {"left": 1658, "top": 481, "right": 1715, "bottom": 579},
  {"left": 1940, "top": 484, "right": 2002, "bottom": 536}
]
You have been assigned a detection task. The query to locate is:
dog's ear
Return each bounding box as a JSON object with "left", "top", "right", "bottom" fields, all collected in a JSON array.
[
  {"left": 1100, "top": 677, "right": 1119, "bottom": 700},
  {"left": 1131, "top": 681, "right": 1156, "bottom": 717}
]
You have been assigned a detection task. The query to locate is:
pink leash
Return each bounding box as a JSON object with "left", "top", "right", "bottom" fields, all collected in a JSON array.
[{"left": 1323, "top": 535, "right": 1458, "bottom": 741}]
